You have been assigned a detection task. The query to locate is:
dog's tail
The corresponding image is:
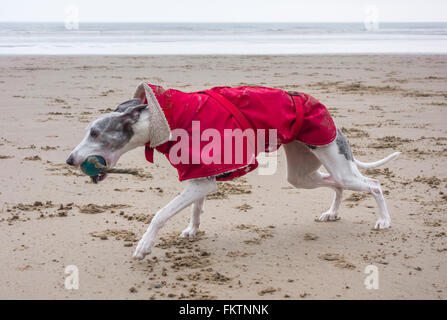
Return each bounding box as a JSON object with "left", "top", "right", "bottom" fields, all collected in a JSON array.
[{"left": 354, "top": 152, "right": 401, "bottom": 169}]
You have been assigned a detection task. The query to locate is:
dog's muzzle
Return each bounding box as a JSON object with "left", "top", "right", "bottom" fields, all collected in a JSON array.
[{"left": 66, "top": 155, "right": 75, "bottom": 166}]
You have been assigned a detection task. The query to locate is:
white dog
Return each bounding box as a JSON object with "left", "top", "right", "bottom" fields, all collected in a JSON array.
[{"left": 67, "top": 83, "right": 400, "bottom": 260}]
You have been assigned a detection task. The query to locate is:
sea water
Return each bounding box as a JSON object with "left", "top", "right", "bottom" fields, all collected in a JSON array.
[{"left": 1, "top": 22, "right": 446, "bottom": 55}]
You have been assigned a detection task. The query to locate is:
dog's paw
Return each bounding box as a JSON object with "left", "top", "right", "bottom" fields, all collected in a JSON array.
[
  {"left": 374, "top": 218, "right": 390, "bottom": 230},
  {"left": 132, "top": 235, "right": 153, "bottom": 260},
  {"left": 316, "top": 211, "right": 340, "bottom": 222},
  {"left": 133, "top": 245, "right": 151, "bottom": 260},
  {"left": 180, "top": 226, "right": 198, "bottom": 238}
]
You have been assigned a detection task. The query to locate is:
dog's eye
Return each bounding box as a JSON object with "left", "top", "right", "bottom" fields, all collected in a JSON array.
[{"left": 90, "top": 129, "right": 99, "bottom": 138}]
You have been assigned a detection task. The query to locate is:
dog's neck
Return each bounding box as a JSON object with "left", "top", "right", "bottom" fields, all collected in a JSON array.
[{"left": 120, "top": 108, "right": 171, "bottom": 155}]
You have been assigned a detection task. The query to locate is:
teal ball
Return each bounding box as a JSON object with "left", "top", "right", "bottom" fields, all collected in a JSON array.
[{"left": 80, "top": 155, "right": 106, "bottom": 177}]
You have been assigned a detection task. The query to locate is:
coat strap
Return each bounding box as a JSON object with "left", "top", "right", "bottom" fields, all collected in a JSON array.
[
  {"left": 202, "top": 90, "right": 257, "bottom": 162},
  {"left": 288, "top": 93, "right": 305, "bottom": 141},
  {"left": 202, "top": 90, "right": 254, "bottom": 132}
]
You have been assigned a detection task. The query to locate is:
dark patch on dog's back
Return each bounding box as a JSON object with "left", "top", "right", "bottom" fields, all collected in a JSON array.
[{"left": 335, "top": 128, "right": 353, "bottom": 161}]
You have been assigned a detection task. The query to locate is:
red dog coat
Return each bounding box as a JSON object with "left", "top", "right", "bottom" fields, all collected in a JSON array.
[{"left": 140, "top": 84, "right": 336, "bottom": 181}]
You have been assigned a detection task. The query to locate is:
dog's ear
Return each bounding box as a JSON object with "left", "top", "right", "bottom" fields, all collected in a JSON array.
[
  {"left": 114, "top": 98, "right": 142, "bottom": 113},
  {"left": 122, "top": 104, "right": 147, "bottom": 124}
]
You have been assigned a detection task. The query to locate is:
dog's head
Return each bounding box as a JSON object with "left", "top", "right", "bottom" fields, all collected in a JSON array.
[{"left": 66, "top": 98, "right": 147, "bottom": 180}]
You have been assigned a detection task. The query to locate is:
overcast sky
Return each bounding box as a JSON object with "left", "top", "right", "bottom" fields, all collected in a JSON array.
[{"left": 1, "top": 0, "right": 446, "bottom": 22}]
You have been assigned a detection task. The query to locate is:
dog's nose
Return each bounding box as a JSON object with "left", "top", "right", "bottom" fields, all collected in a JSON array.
[{"left": 66, "top": 155, "right": 75, "bottom": 166}]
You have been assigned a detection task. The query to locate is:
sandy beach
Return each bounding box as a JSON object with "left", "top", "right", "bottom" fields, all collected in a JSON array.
[{"left": 0, "top": 54, "right": 446, "bottom": 299}]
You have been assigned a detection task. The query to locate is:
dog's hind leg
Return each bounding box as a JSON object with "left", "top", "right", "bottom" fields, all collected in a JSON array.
[
  {"left": 318, "top": 187, "right": 343, "bottom": 221},
  {"left": 284, "top": 141, "right": 342, "bottom": 219},
  {"left": 181, "top": 197, "right": 205, "bottom": 238},
  {"left": 310, "top": 130, "right": 392, "bottom": 229},
  {"left": 133, "top": 177, "right": 217, "bottom": 260}
]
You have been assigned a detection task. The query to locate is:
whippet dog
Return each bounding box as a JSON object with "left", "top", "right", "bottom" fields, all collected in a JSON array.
[{"left": 67, "top": 86, "right": 400, "bottom": 260}]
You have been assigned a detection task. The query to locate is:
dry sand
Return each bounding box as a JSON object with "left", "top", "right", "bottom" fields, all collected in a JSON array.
[{"left": 0, "top": 54, "right": 446, "bottom": 299}]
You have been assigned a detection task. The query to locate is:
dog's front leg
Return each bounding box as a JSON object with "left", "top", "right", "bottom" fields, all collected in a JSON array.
[{"left": 133, "top": 177, "right": 217, "bottom": 260}]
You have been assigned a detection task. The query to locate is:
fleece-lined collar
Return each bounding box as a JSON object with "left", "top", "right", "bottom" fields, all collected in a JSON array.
[{"left": 133, "top": 82, "right": 172, "bottom": 148}]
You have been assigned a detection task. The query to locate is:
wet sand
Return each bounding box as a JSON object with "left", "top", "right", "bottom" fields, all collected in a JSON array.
[{"left": 0, "top": 54, "right": 446, "bottom": 299}]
